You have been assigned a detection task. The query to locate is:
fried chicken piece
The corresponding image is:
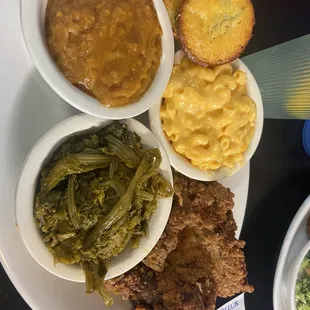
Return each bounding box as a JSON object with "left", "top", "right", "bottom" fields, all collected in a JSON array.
[
  {"left": 107, "top": 172, "right": 253, "bottom": 310},
  {"left": 135, "top": 306, "right": 150, "bottom": 310},
  {"left": 105, "top": 264, "right": 159, "bottom": 304},
  {"left": 171, "top": 173, "right": 253, "bottom": 297},
  {"left": 206, "top": 237, "right": 254, "bottom": 297},
  {"left": 157, "top": 264, "right": 205, "bottom": 310},
  {"left": 200, "top": 277, "right": 218, "bottom": 310},
  {"left": 168, "top": 227, "right": 253, "bottom": 299},
  {"left": 173, "top": 171, "right": 235, "bottom": 232},
  {"left": 143, "top": 200, "right": 186, "bottom": 272},
  {"left": 143, "top": 173, "right": 235, "bottom": 272}
]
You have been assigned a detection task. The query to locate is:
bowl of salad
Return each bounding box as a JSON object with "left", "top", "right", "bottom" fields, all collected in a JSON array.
[
  {"left": 290, "top": 241, "right": 310, "bottom": 310},
  {"left": 273, "top": 195, "right": 310, "bottom": 310}
]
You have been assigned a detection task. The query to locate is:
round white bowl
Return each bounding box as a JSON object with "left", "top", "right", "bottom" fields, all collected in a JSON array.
[
  {"left": 149, "top": 50, "right": 264, "bottom": 181},
  {"left": 289, "top": 240, "right": 310, "bottom": 310},
  {"left": 273, "top": 195, "right": 310, "bottom": 310},
  {"left": 20, "top": 0, "right": 174, "bottom": 119},
  {"left": 15, "top": 114, "right": 173, "bottom": 282}
]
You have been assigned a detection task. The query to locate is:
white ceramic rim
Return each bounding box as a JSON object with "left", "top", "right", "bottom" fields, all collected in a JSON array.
[
  {"left": 20, "top": 0, "right": 174, "bottom": 119},
  {"left": 273, "top": 195, "right": 310, "bottom": 310},
  {"left": 149, "top": 50, "right": 264, "bottom": 181},
  {"left": 290, "top": 240, "right": 310, "bottom": 310},
  {"left": 15, "top": 114, "right": 173, "bottom": 283}
]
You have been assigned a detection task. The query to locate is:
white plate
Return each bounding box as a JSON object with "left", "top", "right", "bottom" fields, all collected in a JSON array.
[
  {"left": 0, "top": 1, "right": 249, "bottom": 309},
  {"left": 273, "top": 195, "right": 310, "bottom": 310}
]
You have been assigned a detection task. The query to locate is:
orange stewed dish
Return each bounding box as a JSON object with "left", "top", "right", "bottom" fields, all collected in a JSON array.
[{"left": 45, "top": 0, "right": 162, "bottom": 107}]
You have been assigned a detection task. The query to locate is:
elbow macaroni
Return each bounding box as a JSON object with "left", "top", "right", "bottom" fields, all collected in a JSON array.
[{"left": 161, "top": 57, "right": 256, "bottom": 171}]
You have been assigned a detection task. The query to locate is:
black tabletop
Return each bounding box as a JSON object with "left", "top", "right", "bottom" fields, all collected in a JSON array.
[{"left": 2, "top": 0, "right": 310, "bottom": 309}]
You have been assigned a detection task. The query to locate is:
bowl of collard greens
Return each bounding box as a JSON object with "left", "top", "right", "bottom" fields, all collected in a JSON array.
[{"left": 15, "top": 114, "right": 173, "bottom": 306}]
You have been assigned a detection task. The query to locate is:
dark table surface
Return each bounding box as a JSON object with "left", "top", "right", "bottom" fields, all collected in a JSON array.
[{"left": 2, "top": 0, "right": 310, "bottom": 309}]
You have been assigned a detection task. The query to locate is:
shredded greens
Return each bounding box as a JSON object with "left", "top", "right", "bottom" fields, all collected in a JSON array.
[
  {"left": 34, "top": 122, "right": 173, "bottom": 306},
  {"left": 296, "top": 251, "right": 310, "bottom": 310}
]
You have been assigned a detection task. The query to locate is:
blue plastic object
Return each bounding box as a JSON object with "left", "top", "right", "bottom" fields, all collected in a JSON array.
[{"left": 302, "top": 120, "right": 310, "bottom": 156}]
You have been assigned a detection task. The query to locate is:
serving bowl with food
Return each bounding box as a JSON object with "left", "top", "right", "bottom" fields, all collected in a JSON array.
[
  {"left": 15, "top": 114, "right": 173, "bottom": 305},
  {"left": 20, "top": 0, "right": 174, "bottom": 119},
  {"left": 274, "top": 195, "right": 310, "bottom": 310},
  {"left": 150, "top": 50, "right": 263, "bottom": 181},
  {"left": 11, "top": 0, "right": 260, "bottom": 309},
  {"left": 291, "top": 241, "right": 310, "bottom": 310}
]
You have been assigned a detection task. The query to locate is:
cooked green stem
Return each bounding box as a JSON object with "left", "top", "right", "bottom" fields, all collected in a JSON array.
[
  {"left": 83, "top": 264, "right": 95, "bottom": 293},
  {"left": 105, "top": 135, "right": 140, "bottom": 168},
  {"left": 68, "top": 175, "right": 79, "bottom": 230},
  {"left": 109, "top": 159, "right": 118, "bottom": 179},
  {"left": 97, "top": 214, "right": 140, "bottom": 260},
  {"left": 109, "top": 179, "right": 126, "bottom": 197},
  {"left": 83, "top": 261, "right": 113, "bottom": 307},
  {"left": 131, "top": 235, "right": 142, "bottom": 249},
  {"left": 152, "top": 173, "right": 174, "bottom": 198},
  {"left": 136, "top": 190, "right": 154, "bottom": 201},
  {"left": 56, "top": 232, "right": 76, "bottom": 242},
  {"left": 41, "top": 153, "right": 114, "bottom": 194},
  {"left": 136, "top": 148, "right": 162, "bottom": 187},
  {"left": 82, "top": 148, "right": 162, "bottom": 251}
]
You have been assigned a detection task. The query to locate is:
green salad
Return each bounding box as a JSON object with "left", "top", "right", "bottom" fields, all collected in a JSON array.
[
  {"left": 296, "top": 251, "right": 310, "bottom": 310},
  {"left": 34, "top": 122, "right": 173, "bottom": 306}
]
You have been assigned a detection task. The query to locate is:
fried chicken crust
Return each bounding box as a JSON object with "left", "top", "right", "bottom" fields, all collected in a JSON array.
[{"left": 106, "top": 172, "right": 253, "bottom": 310}]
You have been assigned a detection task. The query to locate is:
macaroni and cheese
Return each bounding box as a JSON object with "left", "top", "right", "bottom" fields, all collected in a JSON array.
[{"left": 161, "top": 57, "right": 256, "bottom": 171}]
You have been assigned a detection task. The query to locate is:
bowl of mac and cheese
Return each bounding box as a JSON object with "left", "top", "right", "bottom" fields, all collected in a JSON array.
[{"left": 149, "top": 50, "right": 263, "bottom": 181}]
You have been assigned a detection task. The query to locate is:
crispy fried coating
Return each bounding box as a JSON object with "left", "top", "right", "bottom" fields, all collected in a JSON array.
[{"left": 106, "top": 172, "right": 253, "bottom": 310}]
